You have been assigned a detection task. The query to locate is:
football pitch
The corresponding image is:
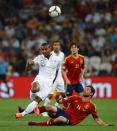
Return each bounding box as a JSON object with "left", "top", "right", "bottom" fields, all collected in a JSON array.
[{"left": 0, "top": 99, "right": 117, "bottom": 131}]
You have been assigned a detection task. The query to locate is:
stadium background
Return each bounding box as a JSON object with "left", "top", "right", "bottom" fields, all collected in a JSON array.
[{"left": 0, "top": 0, "right": 117, "bottom": 131}]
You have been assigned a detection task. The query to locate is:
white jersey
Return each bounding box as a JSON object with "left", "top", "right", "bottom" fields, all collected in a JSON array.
[
  {"left": 33, "top": 54, "right": 60, "bottom": 82},
  {"left": 51, "top": 51, "right": 64, "bottom": 80},
  {"left": 30, "top": 54, "right": 61, "bottom": 101}
]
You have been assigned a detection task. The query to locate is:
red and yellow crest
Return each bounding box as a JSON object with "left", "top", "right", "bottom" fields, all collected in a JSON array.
[{"left": 84, "top": 104, "right": 90, "bottom": 109}]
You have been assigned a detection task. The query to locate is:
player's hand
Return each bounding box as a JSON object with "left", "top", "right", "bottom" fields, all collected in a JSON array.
[
  {"left": 80, "top": 75, "right": 84, "bottom": 82},
  {"left": 66, "top": 79, "right": 71, "bottom": 85},
  {"left": 27, "top": 59, "right": 34, "bottom": 65}
]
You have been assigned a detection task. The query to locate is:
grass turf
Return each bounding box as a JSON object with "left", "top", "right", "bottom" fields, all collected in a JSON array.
[{"left": 0, "top": 99, "right": 117, "bottom": 131}]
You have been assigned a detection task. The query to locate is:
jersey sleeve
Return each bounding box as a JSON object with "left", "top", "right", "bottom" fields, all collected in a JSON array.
[
  {"left": 33, "top": 55, "right": 41, "bottom": 65},
  {"left": 90, "top": 104, "right": 99, "bottom": 119}
]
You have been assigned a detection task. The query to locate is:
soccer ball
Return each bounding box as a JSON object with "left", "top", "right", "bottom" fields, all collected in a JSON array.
[{"left": 49, "top": 6, "right": 61, "bottom": 17}]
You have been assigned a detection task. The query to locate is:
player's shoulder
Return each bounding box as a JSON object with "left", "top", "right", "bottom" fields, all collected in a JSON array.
[
  {"left": 64, "top": 55, "right": 72, "bottom": 61},
  {"left": 59, "top": 51, "right": 64, "bottom": 57},
  {"left": 89, "top": 100, "right": 97, "bottom": 109},
  {"left": 34, "top": 54, "right": 43, "bottom": 59},
  {"left": 79, "top": 54, "right": 84, "bottom": 59}
]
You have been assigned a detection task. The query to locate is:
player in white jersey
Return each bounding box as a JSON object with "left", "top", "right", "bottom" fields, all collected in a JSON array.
[
  {"left": 42, "top": 41, "right": 65, "bottom": 116},
  {"left": 15, "top": 43, "right": 61, "bottom": 119}
]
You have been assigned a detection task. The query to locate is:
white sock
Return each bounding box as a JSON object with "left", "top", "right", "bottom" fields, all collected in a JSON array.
[
  {"left": 22, "top": 101, "right": 38, "bottom": 116},
  {"left": 44, "top": 98, "right": 51, "bottom": 106}
]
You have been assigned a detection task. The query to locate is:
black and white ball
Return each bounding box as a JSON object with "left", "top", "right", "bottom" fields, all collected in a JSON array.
[{"left": 49, "top": 6, "right": 61, "bottom": 17}]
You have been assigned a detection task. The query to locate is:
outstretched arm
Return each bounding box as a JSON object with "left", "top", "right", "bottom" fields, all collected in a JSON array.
[
  {"left": 25, "top": 59, "right": 34, "bottom": 72},
  {"left": 94, "top": 117, "right": 114, "bottom": 126}
]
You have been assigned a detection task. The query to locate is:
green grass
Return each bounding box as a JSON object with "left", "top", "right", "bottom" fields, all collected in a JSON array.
[{"left": 0, "top": 99, "right": 117, "bottom": 131}]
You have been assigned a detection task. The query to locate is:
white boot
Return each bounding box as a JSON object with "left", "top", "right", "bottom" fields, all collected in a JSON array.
[{"left": 41, "top": 112, "right": 48, "bottom": 117}]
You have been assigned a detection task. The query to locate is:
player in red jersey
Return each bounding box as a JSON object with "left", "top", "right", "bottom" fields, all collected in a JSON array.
[
  {"left": 27, "top": 85, "right": 113, "bottom": 126},
  {"left": 62, "top": 42, "right": 85, "bottom": 97}
]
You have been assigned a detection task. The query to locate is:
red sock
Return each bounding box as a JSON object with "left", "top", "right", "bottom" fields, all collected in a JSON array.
[
  {"left": 38, "top": 106, "right": 46, "bottom": 113},
  {"left": 28, "top": 119, "right": 55, "bottom": 126}
]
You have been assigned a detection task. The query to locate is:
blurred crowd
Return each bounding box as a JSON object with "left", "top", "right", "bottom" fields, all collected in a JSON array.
[{"left": 0, "top": 0, "right": 117, "bottom": 76}]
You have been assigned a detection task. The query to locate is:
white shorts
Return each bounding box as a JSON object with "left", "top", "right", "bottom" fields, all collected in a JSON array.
[
  {"left": 50, "top": 79, "right": 65, "bottom": 94},
  {"left": 30, "top": 75, "right": 52, "bottom": 101}
]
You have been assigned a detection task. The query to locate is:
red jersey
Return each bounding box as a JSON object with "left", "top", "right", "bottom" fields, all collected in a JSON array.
[
  {"left": 63, "top": 54, "right": 84, "bottom": 85},
  {"left": 62, "top": 96, "right": 98, "bottom": 125}
]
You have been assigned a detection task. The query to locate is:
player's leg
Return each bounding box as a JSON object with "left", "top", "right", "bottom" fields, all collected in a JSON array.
[
  {"left": 43, "top": 81, "right": 56, "bottom": 107},
  {"left": 66, "top": 84, "right": 74, "bottom": 97},
  {"left": 16, "top": 82, "right": 41, "bottom": 118},
  {"left": 54, "top": 81, "right": 65, "bottom": 107},
  {"left": 28, "top": 116, "right": 67, "bottom": 126},
  {"left": 42, "top": 94, "right": 53, "bottom": 117},
  {"left": 74, "top": 83, "right": 84, "bottom": 96},
  {"left": 43, "top": 79, "right": 57, "bottom": 109},
  {"left": 42, "top": 87, "right": 54, "bottom": 116},
  {"left": 44, "top": 94, "right": 52, "bottom": 106},
  {"left": 28, "top": 107, "right": 70, "bottom": 126},
  {"left": 18, "top": 104, "right": 57, "bottom": 115}
]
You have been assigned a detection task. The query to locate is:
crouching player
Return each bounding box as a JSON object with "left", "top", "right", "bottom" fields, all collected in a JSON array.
[{"left": 28, "top": 85, "right": 113, "bottom": 126}]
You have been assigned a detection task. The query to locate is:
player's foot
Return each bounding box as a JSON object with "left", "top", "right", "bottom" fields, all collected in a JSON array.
[
  {"left": 28, "top": 121, "right": 38, "bottom": 126},
  {"left": 18, "top": 105, "right": 24, "bottom": 113},
  {"left": 15, "top": 113, "right": 23, "bottom": 119},
  {"left": 34, "top": 106, "right": 40, "bottom": 116},
  {"left": 41, "top": 112, "right": 48, "bottom": 117}
]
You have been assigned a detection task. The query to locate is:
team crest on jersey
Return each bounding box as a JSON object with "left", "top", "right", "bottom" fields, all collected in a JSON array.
[
  {"left": 80, "top": 59, "right": 83, "bottom": 64},
  {"left": 84, "top": 104, "right": 90, "bottom": 109},
  {"left": 40, "top": 60, "right": 45, "bottom": 66}
]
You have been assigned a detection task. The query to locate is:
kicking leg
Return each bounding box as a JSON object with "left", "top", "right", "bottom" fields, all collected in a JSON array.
[{"left": 16, "top": 82, "right": 41, "bottom": 119}]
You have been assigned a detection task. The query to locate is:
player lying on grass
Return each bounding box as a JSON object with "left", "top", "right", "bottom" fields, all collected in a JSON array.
[{"left": 18, "top": 85, "right": 113, "bottom": 126}]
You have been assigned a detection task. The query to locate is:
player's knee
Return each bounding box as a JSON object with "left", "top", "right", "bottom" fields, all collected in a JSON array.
[
  {"left": 31, "top": 82, "right": 40, "bottom": 93},
  {"left": 46, "top": 106, "right": 57, "bottom": 112}
]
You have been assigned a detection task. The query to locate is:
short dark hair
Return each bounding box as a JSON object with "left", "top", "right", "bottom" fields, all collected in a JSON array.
[
  {"left": 53, "top": 40, "right": 61, "bottom": 46},
  {"left": 70, "top": 41, "right": 79, "bottom": 48},
  {"left": 86, "top": 85, "right": 95, "bottom": 97},
  {"left": 41, "top": 43, "right": 51, "bottom": 47},
  {"left": 53, "top": 40, "right": 61, "bottom": 43}
]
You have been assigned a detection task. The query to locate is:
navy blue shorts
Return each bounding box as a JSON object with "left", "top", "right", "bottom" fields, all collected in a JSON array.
[
  {"left": 49, "top": 107, "right": 71, "bottom": 125},
  {"left": 66, "top": 83, "right": 84, "bottom": 96}
]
